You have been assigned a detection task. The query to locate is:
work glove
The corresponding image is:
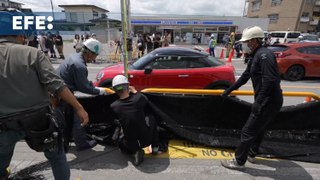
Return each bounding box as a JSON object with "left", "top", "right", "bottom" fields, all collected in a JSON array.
[{"left": 95, "top": 87, "right": 108, "bottom": 95}]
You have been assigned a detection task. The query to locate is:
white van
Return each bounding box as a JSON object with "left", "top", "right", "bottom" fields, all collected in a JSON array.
[{"left": 269, "top": 31, "right": 301, "bottom": 44}]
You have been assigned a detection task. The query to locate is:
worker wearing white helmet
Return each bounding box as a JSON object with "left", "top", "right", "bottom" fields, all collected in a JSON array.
[
  {"left": 57, "top": 38, "right": 106, "bottom": 152},
  {"left": 110, "top": 75, "right": 162, "bottom": 166},
  {"left": 221, "top": 26, "right": 283, "bottom": 170}
]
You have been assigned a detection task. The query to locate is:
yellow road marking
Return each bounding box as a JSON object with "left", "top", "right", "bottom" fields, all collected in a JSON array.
[
  {"left": 145, "top": 140, "right": 235, "bottom": 160},
  {"left": 144, "top": 140, "right": 276, "bottom": 161}
]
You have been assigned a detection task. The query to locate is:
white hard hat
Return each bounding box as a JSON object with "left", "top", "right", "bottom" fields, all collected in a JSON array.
[
  {"left": 83, "top": 38, "right": 102, "bottom": 55},
  {"left": 239, "top": 26, "right": 264, "bottom": 42},
  {"left": 112, "top": 75, "right": 129, "bottom": 90}
]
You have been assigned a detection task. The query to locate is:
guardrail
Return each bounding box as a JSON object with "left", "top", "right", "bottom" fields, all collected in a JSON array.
[
  {"left": 100, "top": 87, "right": 320, "bottom": 101},
  {"left": 140, "top": 88, "right": 320, "bottom": 101}
]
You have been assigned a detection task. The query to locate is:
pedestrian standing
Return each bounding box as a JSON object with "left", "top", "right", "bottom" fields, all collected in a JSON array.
[
  {"left": 55, "top": 32, "right": 64, "bottom": 59},
  {"left": 208, "top": 34, "right": 217, "bottom": 57},
  {"left": 226, "top": 32, "right": 235, "bottom": 58},
  {"left": 0, "top": 10, "right": 89, "bottom": 180},
  {"left": 47, "top": 32, "right": 57, "bottom": 58},
  {"left": 57, "top": 38, "right": 107, "bottom": 151},
  {"left": 153, "top": 32, "right": 161, "bottom": 50},
  {"left": 220, "top": 26, "right": 283, "bottom": 169},
  {"left": 146, "top": 33, "right": 153, "bottom": 53},
  {"left": 39, "top": 32, "right": 49, "bottom": 57},
  {"left": 161, "top": 31, "right": 170, "bottom": 47},
  {"left": 73, "top": 34, "right": 83, "bottom": 53}
]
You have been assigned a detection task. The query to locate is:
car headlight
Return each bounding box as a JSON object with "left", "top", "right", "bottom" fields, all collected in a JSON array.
[{"left": 96, "top": 72, "right": 104, "bottom": 82}]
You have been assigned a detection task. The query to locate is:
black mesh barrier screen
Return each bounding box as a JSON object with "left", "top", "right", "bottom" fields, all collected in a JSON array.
[{"left": 78, "top": 93, "right": 320, "bottom": 162}]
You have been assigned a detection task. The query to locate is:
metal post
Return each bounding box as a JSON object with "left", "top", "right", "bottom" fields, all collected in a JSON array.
[
  {"left": 50, "top": 0, "right": 55, "bottom": 20},
  {"left": 107, "top": 17, "right": 110, "bottom": 42},
  {"left": 126, "top": 0, "right": 132, "bottom": 62},
  {"left": 120, "top": 0, "right": 128, "bottom": 77}
]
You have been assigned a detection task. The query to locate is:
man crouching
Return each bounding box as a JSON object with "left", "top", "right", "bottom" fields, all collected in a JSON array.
[{"left": 110, "top": 75, "right": 161, "bottom": 166}]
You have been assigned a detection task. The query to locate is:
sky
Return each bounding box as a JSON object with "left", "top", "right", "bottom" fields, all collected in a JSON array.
[{"left": 17, "top": 0, "right": 246, "bottom": 18}]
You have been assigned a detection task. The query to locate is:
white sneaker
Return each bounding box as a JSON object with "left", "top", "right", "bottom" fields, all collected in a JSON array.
[
  {"left": 247, "top": 155, "right": 256, "bottom": 164},
  {"left": 221, "top": 158, "right": 245, "bottom": 170}
]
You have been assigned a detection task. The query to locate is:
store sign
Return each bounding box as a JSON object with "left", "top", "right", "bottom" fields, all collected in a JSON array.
[{"left": 131, "top": 20, "right": 233, "bottom": 25}]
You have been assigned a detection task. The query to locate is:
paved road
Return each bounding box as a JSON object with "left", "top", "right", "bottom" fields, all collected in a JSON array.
[{"left": 8, "top": 43, "right": 320, "bottom": 180}]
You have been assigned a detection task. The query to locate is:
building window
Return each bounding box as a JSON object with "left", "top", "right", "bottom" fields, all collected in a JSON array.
[
  {"left": 271, "top": 0, "right": 282, "bottom": 6},
  {"left": 93, "top": 10, "right": 99, "bottom": 17},
  {"left": 70, "top": 13, "right": 78, "bottom": 22},
  {"left": 300, "top": 12, "right": 310, "bottom": 22},
  {"left": 252, "top": 0, "right": 261, "bottom": 11},
  {"left": 268, "top": 14, "right": 279, "bottom": 23}
]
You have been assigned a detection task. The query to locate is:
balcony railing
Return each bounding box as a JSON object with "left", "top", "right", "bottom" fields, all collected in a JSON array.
[
  {"left": 300, "top": 17, "right": 310, "bottom": 22},
  {"left": 310, "top": 17, "right": 319, "bottom": 25}
]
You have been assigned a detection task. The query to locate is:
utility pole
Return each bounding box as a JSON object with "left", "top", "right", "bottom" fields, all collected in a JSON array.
[
  {"left": 50, "top": 0, "right": 55, "bottom": 20},
  {"left": 120, "top": 0, "right": 132, "bottom": 78}
]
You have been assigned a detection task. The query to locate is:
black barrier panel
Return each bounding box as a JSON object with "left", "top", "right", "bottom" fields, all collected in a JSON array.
[{"left": 77, "top": 93, "right": 320, "bottom": 162}]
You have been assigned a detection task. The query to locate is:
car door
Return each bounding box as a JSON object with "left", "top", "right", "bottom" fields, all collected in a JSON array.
[
  {"left": 144, "top": 55, "right": 190, "bottom": 88},
  {"left": 127, "top": 69, "right": 148, "bottom": 91},
  {"left": 304, "top": 46, "right": 320, "bottom": 77},
  {"left": 182, "top": 57, "right": 216, "bottom": 88}
]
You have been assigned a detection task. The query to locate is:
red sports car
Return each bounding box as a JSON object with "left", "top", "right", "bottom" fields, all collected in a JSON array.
[
  {"left": 268, "top": 42, "right": 320, "bottom": 81},
  {"left": 94, "top": 47, "right": 235, "bottom": 90}
]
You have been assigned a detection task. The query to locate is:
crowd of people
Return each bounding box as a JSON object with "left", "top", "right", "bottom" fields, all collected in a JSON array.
[
  {"left": 28, "top": 31, "right": 65, "bottom": 59},
  {"left": 136, "top": 31, "right": 171, "bottom": 57}
]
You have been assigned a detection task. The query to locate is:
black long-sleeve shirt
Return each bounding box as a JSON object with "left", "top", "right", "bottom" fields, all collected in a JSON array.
[
  {"left": 110, "top": 93, "right": 153, "bottom": 149},
  {"left": 229, "top": 46, "right": 282, "bottom": 104}
]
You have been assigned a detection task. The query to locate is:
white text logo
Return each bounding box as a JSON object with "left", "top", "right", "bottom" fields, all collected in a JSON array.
[{"left": 12, "top": 16, "right": 53, "bottom": 30}]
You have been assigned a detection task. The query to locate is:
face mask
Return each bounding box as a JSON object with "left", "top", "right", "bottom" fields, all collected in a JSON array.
[{"left": 242, "top": 42, "right": 252, "bottom": 54}]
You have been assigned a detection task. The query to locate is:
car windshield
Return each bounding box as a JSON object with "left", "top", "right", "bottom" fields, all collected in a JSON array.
[
  {"left": 132, "top": 53, "right": 153, "bottom": 69},
  {"left": 287, "top": 33, "right": 300, "bottom": 38},
  {"left": 268, "top": 45, "right": 289, "bottom": 52},
  {"left": 270, "top": 33, "right": 286, "bottom": 38},
  {"left": 206, "top": 56, "right": 225, "bottom": 66},
  {"left": 302, "top": 35, "right": 319, "bottom": 41}
]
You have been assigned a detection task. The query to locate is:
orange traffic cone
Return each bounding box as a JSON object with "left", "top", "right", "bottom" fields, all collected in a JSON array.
[
  {"left": 219, "top": 48, "right": 225, "bottom": 59},
  {"left": 304, "top": 97, "right": 311, "bottom": 103},
  {"left": 227, "top": 48, "right": 234, "bottom": 62}
]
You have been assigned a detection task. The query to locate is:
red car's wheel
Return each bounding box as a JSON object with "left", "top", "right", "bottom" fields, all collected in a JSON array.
[{"left": 284, "top": 65, "right": 305, "bottom": 81}]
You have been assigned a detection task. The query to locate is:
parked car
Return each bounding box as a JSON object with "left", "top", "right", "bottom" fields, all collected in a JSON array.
[
  {"left": 94, "top": 47, "right": 235, "bottom": 90},
  {"left": 298, "top": 33, "right": 319, "bottom": 42},
  {"left": 269, "top": 31, "right": 301, "bottom": 44},
  {"left": 268, "top": 42, "right": 320, "bottom": 81}
]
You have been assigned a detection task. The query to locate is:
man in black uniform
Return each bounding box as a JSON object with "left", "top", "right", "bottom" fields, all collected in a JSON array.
[
  {"left": 110, "top": 75, "right": 160, "bottom": 166},
  {"left": 220, "top": 26, "right": 283, "bottom": 169}
]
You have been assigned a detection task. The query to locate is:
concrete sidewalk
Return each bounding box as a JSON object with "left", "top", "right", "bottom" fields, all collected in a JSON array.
[{"left": 9, "top": 140, "right": 320, "bottom": 180}]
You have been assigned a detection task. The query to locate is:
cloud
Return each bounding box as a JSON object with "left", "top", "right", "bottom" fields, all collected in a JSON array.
[{"left": 19, "top": 0, "right": 245, "bottom": 17}]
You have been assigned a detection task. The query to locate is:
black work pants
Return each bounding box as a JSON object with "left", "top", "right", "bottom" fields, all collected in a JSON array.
[
  {"left": 119, "top": 116, "right": 159, "bottom": 154},
  {"left": 235, "top": 94, "right": 283, "bottom": 165}
]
